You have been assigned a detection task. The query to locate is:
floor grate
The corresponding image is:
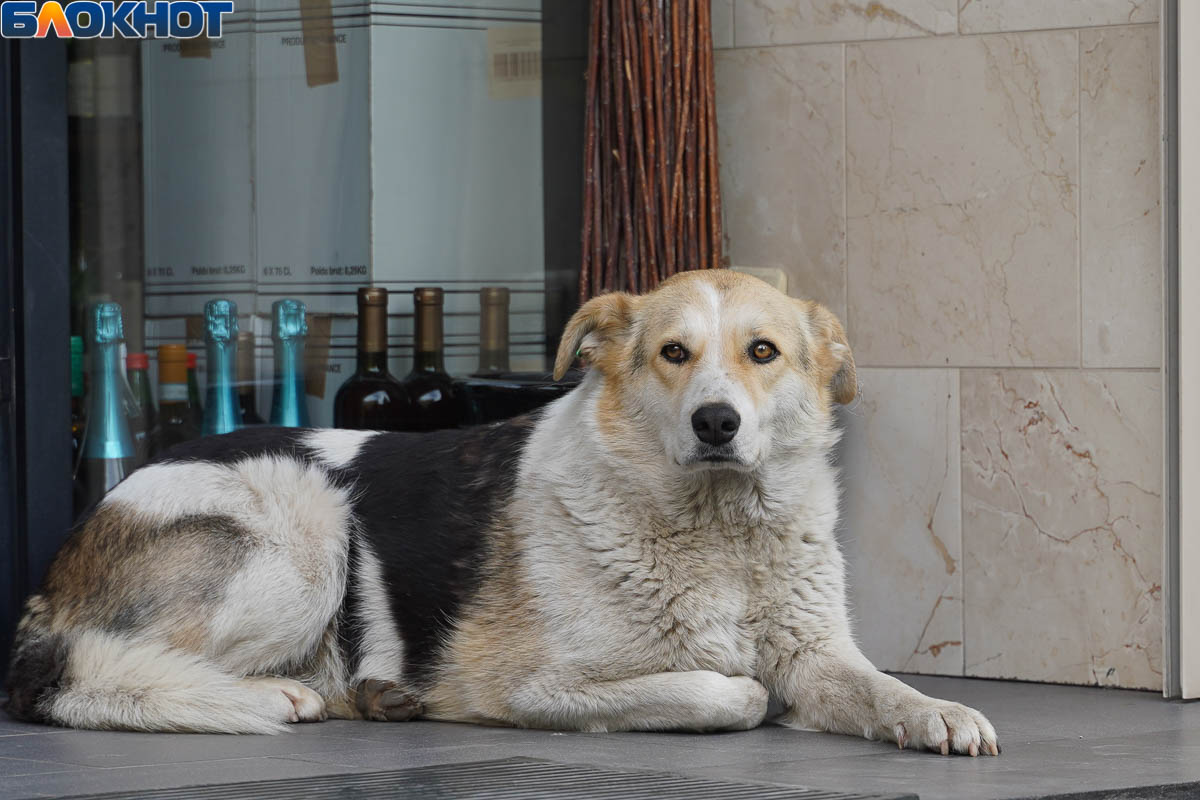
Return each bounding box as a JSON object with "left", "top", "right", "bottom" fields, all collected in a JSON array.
[{"left": 55, "top": 757, "right": 915, "bottom": 800}]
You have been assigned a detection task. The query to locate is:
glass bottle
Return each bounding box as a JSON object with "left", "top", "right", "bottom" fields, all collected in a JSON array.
[
  {"left": 186, "top": 351, "right": 204, "bottom": 428},
  {"left": 334, "top": 287, "right": 411, "bottom": 430},
  {"left": 475, "top": 286, "right": 510, "bottom": 376},
  {"left": 398, "top": 287, "right": 462, "bottom": 431},
  {"left": 77, "top": 302, "right": 136, "bottom": 510},
  {"left": 155, "top": 343, "right": 200, "bottom": 451},
  {"left": 455, "top": 286, "right": 581, "bottom": 424},
  {"left": 125, "top": 352, "right": 157, "bottom": 464},
  {"left": 202, "top": 299, "right": 242, "bottom": 436},
  {"left": 69, "top": 335, "right": 86, "bottom": 463},
  {"left": 237, "top": 329, "right": 266, "bottom": 425},
  {"left": 269, "top": 298, "right": 311, "bottom": 427}
]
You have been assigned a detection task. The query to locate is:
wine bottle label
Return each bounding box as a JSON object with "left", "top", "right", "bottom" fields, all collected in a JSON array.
[{"left": 160, "top": 383, "right": 188, "bottom": 402}]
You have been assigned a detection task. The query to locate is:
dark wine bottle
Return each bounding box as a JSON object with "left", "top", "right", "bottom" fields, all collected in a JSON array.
[
  {"left": 455, "top": 286, "right": 582, "bottom": 424},
  {"left": 125, "top": 351, "right": 157, "bottom": 465},
  {"left": 78, "top": 303, "right": 136, "bottom": 511},
  {"left": 334, "top": 287, "right": 412, "bottom": 430},
  {"left": 155, "top": 344, "right": 200, "bottom": 452},
  {"left": 475, "top": 286, "right": 510, "bottom": 376},
  {"left": 202, "top": 299, "right": 241, "bottom": 436},
  {"left": 187, "top": 351, "right": 204, "bottom": 427},
  {"left": 398, "top": 287, "right": 462, "bottom": 431},
  {"left": 237, "top": 329, "right": 266, "bottom": 425},
  {"left": 269, "top": 298, "right": 312, "bottom": 427}
]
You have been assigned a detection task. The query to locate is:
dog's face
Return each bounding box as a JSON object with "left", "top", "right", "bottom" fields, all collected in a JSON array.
[{"left": 554, "top": 270, "right": 856, "bottom": 474}]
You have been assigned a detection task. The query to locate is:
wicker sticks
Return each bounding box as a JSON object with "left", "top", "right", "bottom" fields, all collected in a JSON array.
[{"left": 579, "top": 0, "right": 722, "bottom": 301}]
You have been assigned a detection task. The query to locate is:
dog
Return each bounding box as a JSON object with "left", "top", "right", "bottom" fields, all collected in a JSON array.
[{"left": 4, "top": 270, "right": 997, "bottom": 755}]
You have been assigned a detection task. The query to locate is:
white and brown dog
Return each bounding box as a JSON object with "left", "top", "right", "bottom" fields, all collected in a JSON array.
[{"left": 5, "top": 270, "right": 997, "bottom": 756}]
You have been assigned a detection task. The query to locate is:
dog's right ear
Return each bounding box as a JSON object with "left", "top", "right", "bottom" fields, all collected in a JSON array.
[{"left": 554, "top": 292, "right": 637, "bottom": 380}]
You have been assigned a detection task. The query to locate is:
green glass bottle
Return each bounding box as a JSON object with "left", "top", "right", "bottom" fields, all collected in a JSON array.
[
  {"left": 187, "top": 351, "right": 204, "bottom": 428},
  {"left": 125, "top": 352, "right": 157, "bottom": 464},
  {"left": 155, "top": 344, "right": 200, "bottom": 452},
  {"left": 69, "top": 335, "right": 86, "bottom": 463},
  {"left": 202, "top": 299, "right": 242, "bottom": 436},
  {"left": 78, "top": 303, "right": 136, "bottom": 510},
  {"left": 269, "top": 298, "right": 312, "bottom": 427},
  {"left": 237, "top": 330, "right": 266, "bottom": 425}
]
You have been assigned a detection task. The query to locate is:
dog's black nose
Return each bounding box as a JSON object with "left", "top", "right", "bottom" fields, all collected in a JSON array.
[{"left": 691, "top": 403, "right": 741, "bottom": 446}]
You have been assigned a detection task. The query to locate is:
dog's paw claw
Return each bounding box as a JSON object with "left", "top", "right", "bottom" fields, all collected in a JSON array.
[{"left": 892, "top": 699, "right": 998, "bottom": 757}]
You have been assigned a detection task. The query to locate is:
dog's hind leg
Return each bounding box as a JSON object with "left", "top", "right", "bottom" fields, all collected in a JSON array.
[
  {"left": 489, "top": 670, "right": 769, "bottom": 733},
  {"left": 34, "top": 631, "right": 309, "bottom": 734}
]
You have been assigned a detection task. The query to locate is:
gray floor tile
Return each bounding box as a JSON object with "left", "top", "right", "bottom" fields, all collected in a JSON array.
[
  {"left": 896, "top": 674, "right": 1188, "bottom": 743},
  {"left": 0, "top": 757, "right": 82, "bottom": 779},
  {"left": 0, "top": 727, "right": 380, "bottom": 769},
  {"left": 3, "top": 676, "right": 1200, "bottom": 799},
  {"left": 0, "top": 757, "right": 361, "bottom": 800}
]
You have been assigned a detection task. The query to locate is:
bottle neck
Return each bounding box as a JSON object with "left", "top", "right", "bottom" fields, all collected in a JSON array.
[
  {"left": 478, "top": 297, "right": 510, "bottom": 374},
  {"left": 357, "top": 349, "right": 389, "bottom": 374},
  {"left": 413, "top": 300, "right": 445, "bottom": 374},
  {"left": 204, "top": 339, "right": 241, "bottom": 435},
  {"left": 357, "top": 301, "right": 389, "bottom": 374},
  {"left": 128, "top": 369, "right": 155, "bottom": 412},
  {"left": 476, "top": 349, "right": 510, "bottom": 375},
  {"left": 84, "top": 342, "right": 135, "bottom": 460},
  {"left": 412, "top": 349, "right": 445, "bottom": 374},
  {"left": 271, "top": 338, "right": 311, "bottom": 427},
  {"left": 71, "top": 349, "right": 84, "bottom": 398}
]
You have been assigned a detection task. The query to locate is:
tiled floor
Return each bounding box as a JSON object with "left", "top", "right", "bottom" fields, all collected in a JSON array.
[{"left": 2, "top": 675, "right": 1198, "bottom": 799}]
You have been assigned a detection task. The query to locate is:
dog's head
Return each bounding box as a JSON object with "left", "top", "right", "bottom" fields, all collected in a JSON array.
[{"left": 554, "top": 270, "right": 855, "bottom": 473}]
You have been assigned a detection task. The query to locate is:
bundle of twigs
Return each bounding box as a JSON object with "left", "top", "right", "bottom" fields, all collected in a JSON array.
[{"left": 579, "top": 0, "right": 722, "bottom": 301}]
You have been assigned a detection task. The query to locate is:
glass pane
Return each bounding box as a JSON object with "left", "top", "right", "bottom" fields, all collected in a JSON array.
[{"left": 68, "top": 2, "right": 582, "bottom": 511}]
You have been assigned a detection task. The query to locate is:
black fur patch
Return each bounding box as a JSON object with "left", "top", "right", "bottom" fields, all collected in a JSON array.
[
  {"left": 335, "top": 532, "right": 364, "bottom": 680},
  {"left": 151, "top": 426, "right": 315, "bottom": 466},
  {"left": 4, "top": 627, "right": 69, "bottom": 724},
  {"left": 337, "top": 414, "right": 538, "bottom": 688}
]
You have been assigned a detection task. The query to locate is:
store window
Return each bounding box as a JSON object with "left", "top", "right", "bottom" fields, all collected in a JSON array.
[{"left": 65, "top": 2, "right": 585, "bottom": 512}]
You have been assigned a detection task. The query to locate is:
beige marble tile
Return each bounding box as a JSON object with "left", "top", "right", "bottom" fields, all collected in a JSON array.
[
  {"left": 961, "top": 370, "right": 1162, "bottom": 690},
  {"left": 1081, "top": 27, "right": 1161, "bottom": 368},
  {"left": 846, "top": 33, "right": 1079, "bottom": 367},
  {"left": 840, "top": 369, "right": 963, "bottom": 675},
  {"left": 712, "top": 0, "right": 734, "bottom": 49},
  {"left": 959, "top": 0, "right": 1159, "bottom": 34},
  {"left": 716, "top": 45, "right": 846, "bottom": 320},
  {"left": 735, "top": 0, "right": 957, "bottom": 47}
]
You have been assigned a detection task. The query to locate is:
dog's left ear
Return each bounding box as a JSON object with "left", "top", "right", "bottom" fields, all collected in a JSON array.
[
  {"left": 554, "top": 292, "right": 638, "bottom": 380},
  {"left": 806, "top": 302, "right": 857, "bottom": 405}
]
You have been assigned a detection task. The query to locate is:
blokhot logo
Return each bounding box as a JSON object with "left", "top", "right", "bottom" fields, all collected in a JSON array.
[{"left": 1, "top": 0, "right": 234, "bottom": 38}]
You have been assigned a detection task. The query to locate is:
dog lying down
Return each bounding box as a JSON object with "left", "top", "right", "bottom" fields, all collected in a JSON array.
[{"left": 5, "top": 270, "right": 997, "bottom": 756}]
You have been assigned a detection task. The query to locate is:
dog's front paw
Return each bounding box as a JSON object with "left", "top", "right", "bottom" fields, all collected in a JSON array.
[
  {"left": 721, "top": 675, "right": 769, "bottom": 731},
  {"left": 893, "top": 699, "right": 999, "bottom": 756}
]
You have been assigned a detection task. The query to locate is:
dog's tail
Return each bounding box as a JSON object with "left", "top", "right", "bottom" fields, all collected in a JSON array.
[{"left": 5, "top": 599, "right": 288, "bottom": 734}]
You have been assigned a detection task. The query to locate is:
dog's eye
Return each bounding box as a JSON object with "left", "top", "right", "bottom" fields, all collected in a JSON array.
[
  {"left": 750, "top": 341, "right": 778, "bottom": 363},
  {"left": 661, "top": 343, "right": 688, "bottom": 363}
]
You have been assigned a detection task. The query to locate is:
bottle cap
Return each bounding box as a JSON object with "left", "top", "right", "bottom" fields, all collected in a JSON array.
[
  {"left": 204, "top": 299, "right": 239, "bottom": 342},
  {"left": 159, "top": 344, "right": 188, "bottom": 384},
  {"left": 90, "top": 302, "right": 125, "bottom": 345},
  {"left": 272, "top": 299, "right": 308, "bottom": 341},
  {"left": 187, "top": 352, "right": 198, "bottom": 369},
  {"left": 480, "top": 287, "right": 509, "bottom": 306},
  {"left": 126, "top": 352, "right": 150, "bottom": 370},
  {"left": 413, "top": 287, "right": 443, "bottom": 306},
  {"left": 358, "top": 287, "right": 388, "bottom": 306}
]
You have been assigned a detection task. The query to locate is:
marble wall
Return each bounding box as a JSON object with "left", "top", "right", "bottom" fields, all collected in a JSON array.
[{"left": 716, "top": 1, "right": 1164, "bottom": 690}]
